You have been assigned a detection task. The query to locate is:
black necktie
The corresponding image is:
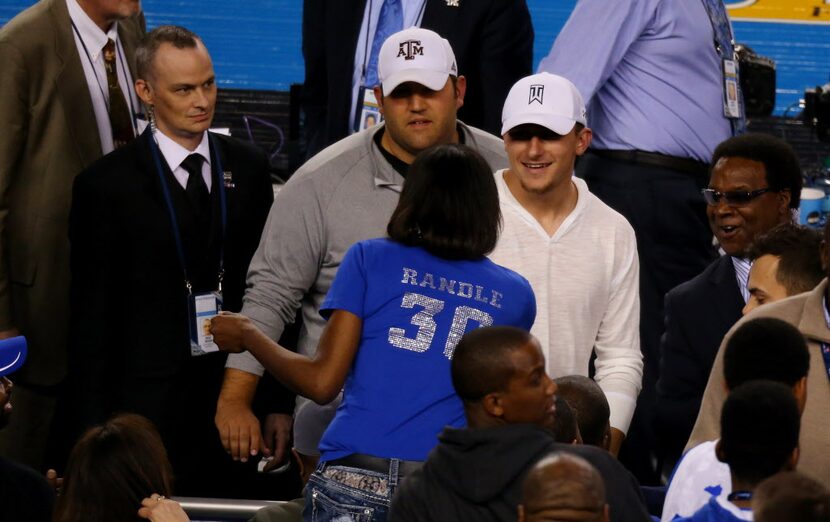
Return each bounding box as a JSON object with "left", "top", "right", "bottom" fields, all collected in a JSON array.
[{"left": 181, "top": 154, "right": 210, "bottom": 223}]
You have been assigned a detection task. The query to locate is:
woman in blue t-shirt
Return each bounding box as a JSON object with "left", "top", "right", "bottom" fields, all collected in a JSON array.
[{"left": 212, "top": 144, "right": 536, "bottom": 521}]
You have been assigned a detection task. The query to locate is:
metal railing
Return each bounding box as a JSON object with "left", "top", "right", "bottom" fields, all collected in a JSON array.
[{"left": 174, "top": 496, "right": 292, "bottom": 521}]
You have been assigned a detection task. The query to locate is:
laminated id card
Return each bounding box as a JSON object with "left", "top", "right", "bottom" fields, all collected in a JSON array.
[
  {"left": 353, "top": 86, "right": 383, "bottom": 132},
  {"left": 190, "top": 292, "right": 222, "bottom": 356},
  {"left": 723, "top": 59, "right": 741, "bottom": 119}
]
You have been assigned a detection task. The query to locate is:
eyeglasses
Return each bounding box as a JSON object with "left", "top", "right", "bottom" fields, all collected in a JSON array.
[{"left": 701, "top": 188, "right": 772, "bottom": 206}]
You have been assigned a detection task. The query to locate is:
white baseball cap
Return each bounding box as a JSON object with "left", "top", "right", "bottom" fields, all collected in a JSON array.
[
  {"left": 378, "top": 27, "right": 458, "bottom": 94},
  {"left": 501, "top": 73, "right": 587, "bottom": 136}
]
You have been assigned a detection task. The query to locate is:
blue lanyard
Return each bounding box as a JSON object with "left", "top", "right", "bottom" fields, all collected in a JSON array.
[{"left": 148, "top": 133, "right": 227, "bottom": 295}]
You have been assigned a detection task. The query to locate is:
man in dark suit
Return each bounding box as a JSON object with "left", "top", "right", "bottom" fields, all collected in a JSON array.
[
  {"left": 654, "top": 133, "right": 803, "bottom": 469},
  {"left": 0, "top": 0, "right": 144, "bottom": 471},
  {"left": 69, "top": 25, "right": 273, "bottom": 496},
  {"left": 301, "top": 0, "right": 533, "bottom": 156}
]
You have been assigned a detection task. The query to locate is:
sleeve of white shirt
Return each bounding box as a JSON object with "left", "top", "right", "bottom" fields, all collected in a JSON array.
[{"left": 593, "top": 221, "right": 643, "bottom": 434}]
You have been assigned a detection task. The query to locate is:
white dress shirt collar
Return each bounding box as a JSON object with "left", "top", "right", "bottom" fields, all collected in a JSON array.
[
  {"left": 731, "top": 256, "right": 752, "bottom": 304},
  {"left": 66, "top": 0, "right": 119, "bottom": 59},
  {"left": 154, "top": 129, "right": 212, "bottom": 191}
]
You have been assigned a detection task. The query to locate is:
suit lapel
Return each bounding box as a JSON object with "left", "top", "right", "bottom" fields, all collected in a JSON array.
[
  {"left": 50, "top": 0, "right": 103, "bottom": 167},
  {"left": 207, "top": 134, "right": 226, "bottom": 253},
  {"left": 349, "top": 0, "right": 367, "bottom": 45},
  {"left": 708, "top": 255, "right": 745, "bottom": 321}
]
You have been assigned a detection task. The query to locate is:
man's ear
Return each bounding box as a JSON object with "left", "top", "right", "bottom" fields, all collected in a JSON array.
[
  {"left": 575, "top": 127, "right": 592, "bottom": 155},
  {"left": 777, "top": 189, "right": 792, "bottom": 219},
  {"left": 787, "top": 446, "right": 800, "bottom": 470},
  {"left": 601, "top": 422, "right": 611, "bottom": 451},
  {"left": 715, "top": 439, "right": 727, "bottom": 464},
  {"left": 482, "top": 392, "right": 504, "bottom": 418},
  {"left": 374, "top": 86, "right": 385, "bottom": 116},
  {"left": 793, "top": 376, "right": 808, "bottom": 414},
  {"left": 454, "top": 75, "right": 467, "bottom": 110},
  {"left": 135, "top": 78, "right": 153, "bottom": 107}
]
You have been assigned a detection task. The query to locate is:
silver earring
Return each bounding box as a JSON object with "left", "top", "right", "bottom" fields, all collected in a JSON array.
[{"left": 148, "top": 105, "right": 157, "bottom": 132}]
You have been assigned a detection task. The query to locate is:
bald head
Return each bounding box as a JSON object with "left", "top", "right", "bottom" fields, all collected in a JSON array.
[
  {"left": 754, "top": 472, "right": 830, "bottom": 522},
  {"left": 518, "top": 453, "right": 609, "bottom": 522}
]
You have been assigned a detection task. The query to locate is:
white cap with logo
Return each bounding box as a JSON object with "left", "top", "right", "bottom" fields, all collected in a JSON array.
[
  {"left": 501, "top": 72, "right": 587, "bottom": 136},
  {"left": 378, "top": 27, "right": 458, "bottom": 94}
]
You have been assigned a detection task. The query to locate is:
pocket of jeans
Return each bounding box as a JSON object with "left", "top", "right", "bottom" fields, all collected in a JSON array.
[{"left": 310, "top": 487, "right": 374, "bottom": 522}]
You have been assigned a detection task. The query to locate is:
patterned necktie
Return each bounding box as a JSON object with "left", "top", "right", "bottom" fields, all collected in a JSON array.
[
  {"left": 700, "top": 0, "right": 746, "bottom": 135},
  {"left": 182, "top": 154, "right": 210, "bottom": 224},
  {"left": 365, "top": 0, "right": 404, "bottom": 88},
  {"left": 103, "top": 38, "right": 134, "bottom": 148}
]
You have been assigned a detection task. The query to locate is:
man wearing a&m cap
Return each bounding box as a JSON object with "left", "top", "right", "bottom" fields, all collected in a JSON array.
[{"left": 489, "top": 73, "right": 643, "bottom": 456}]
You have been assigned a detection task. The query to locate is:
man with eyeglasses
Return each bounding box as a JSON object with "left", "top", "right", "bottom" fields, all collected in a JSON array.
[
  {"left": 489, "top": 73, "right": 643, "bottom": 456},
  {"left": 655, "top": 133, "right": 802, "bottom": 470}
]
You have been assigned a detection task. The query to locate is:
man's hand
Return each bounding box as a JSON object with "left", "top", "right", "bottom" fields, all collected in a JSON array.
[
  {"left": 0, "top": 377, "right": 12, "bottom": 428},
  {"left": 0, "top": 377, "right": 11, "bottom": 411},
  {"left": 215, "top": 397, "right": 262, "bottom": 462},
  {"left": 45, "top": 469, "right": 63, "bottom": 493},
  {"left": 0, "top": 328, "right": 20, "bottom": 341},
  {"left": 137, "top": 495, "right": 190, "bottom": 521},
  {"left": 215, "top": 369, "right": 262, "bottom": 462},
  {"left": 261, "top": 413, "right": 293, "bottom": 471},
  {"left": 210, "top": 313, "right": 253, "bottom": 353}
]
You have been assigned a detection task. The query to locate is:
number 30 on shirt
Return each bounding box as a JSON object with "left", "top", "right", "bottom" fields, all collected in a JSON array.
[{"left": 388, "top": 292, "right": 493, "bottom": 359}]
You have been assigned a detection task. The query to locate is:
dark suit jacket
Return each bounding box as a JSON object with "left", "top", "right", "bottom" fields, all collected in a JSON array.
[
  {"left": 654, "top": 255, "right": 744, "bottom": 464},
  {"left": 0, "top": 0, "right": 145, "bottom": 387},
  {"left": 69, "top": 129, "right": 272, "bottom": 492},
  {"left": 301, "top": 0, "right": 533, "bottom": 156}
]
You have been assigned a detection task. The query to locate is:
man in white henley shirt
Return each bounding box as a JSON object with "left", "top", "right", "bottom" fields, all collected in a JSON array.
[{"left": 489, "top": 73, "right": 642, "bottom": 454}]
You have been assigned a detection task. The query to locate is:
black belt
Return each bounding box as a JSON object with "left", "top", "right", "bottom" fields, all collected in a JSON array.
[
  {"left": 327, "top": 453, "right": 423, "bottom": 477},
  {"left": 589, "top": 148, "right": 709, "bottom": 178}
]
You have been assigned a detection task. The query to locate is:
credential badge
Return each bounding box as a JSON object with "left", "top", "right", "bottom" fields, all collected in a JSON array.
[
  {"left": 446, "top": 0, "right": 460, "bottom": 6},
  {"left": 397, "top": 39, "right": 424, "bottom": 61},
  {"left": 529, "top": 84, "right": 544, "bottom": 105}
]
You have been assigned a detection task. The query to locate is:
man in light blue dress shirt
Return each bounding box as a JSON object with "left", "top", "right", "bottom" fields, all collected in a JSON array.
[{"left": 538, "top": 0, "right": 742, "bottom": 482}]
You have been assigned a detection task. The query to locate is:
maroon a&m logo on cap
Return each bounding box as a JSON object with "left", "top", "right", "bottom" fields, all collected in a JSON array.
[{"left": 397, "top": 39, "right": 424, "bottom": 61}]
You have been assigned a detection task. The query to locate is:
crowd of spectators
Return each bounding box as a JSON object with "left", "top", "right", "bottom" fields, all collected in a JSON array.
[{"left": 1, "top": 1, "right": 829, "bottom": 521}]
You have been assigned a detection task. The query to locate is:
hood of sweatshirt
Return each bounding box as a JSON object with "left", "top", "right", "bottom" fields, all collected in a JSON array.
[{"left": 423, "top": 423, "right": 555, "bottom": 504}]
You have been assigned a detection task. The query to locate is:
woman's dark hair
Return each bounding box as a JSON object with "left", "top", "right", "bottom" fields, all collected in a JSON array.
[
  {"left": 387, "top": 143, "right": 501, "bottom": 260},
  {"left": 55, "top": 414, "right": 174, "bottom": 522}
]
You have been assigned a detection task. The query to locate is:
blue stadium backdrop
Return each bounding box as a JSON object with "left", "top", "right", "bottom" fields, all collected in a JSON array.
[{"left": 1, "top": 0, "right": 828, "bottom": 115}]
